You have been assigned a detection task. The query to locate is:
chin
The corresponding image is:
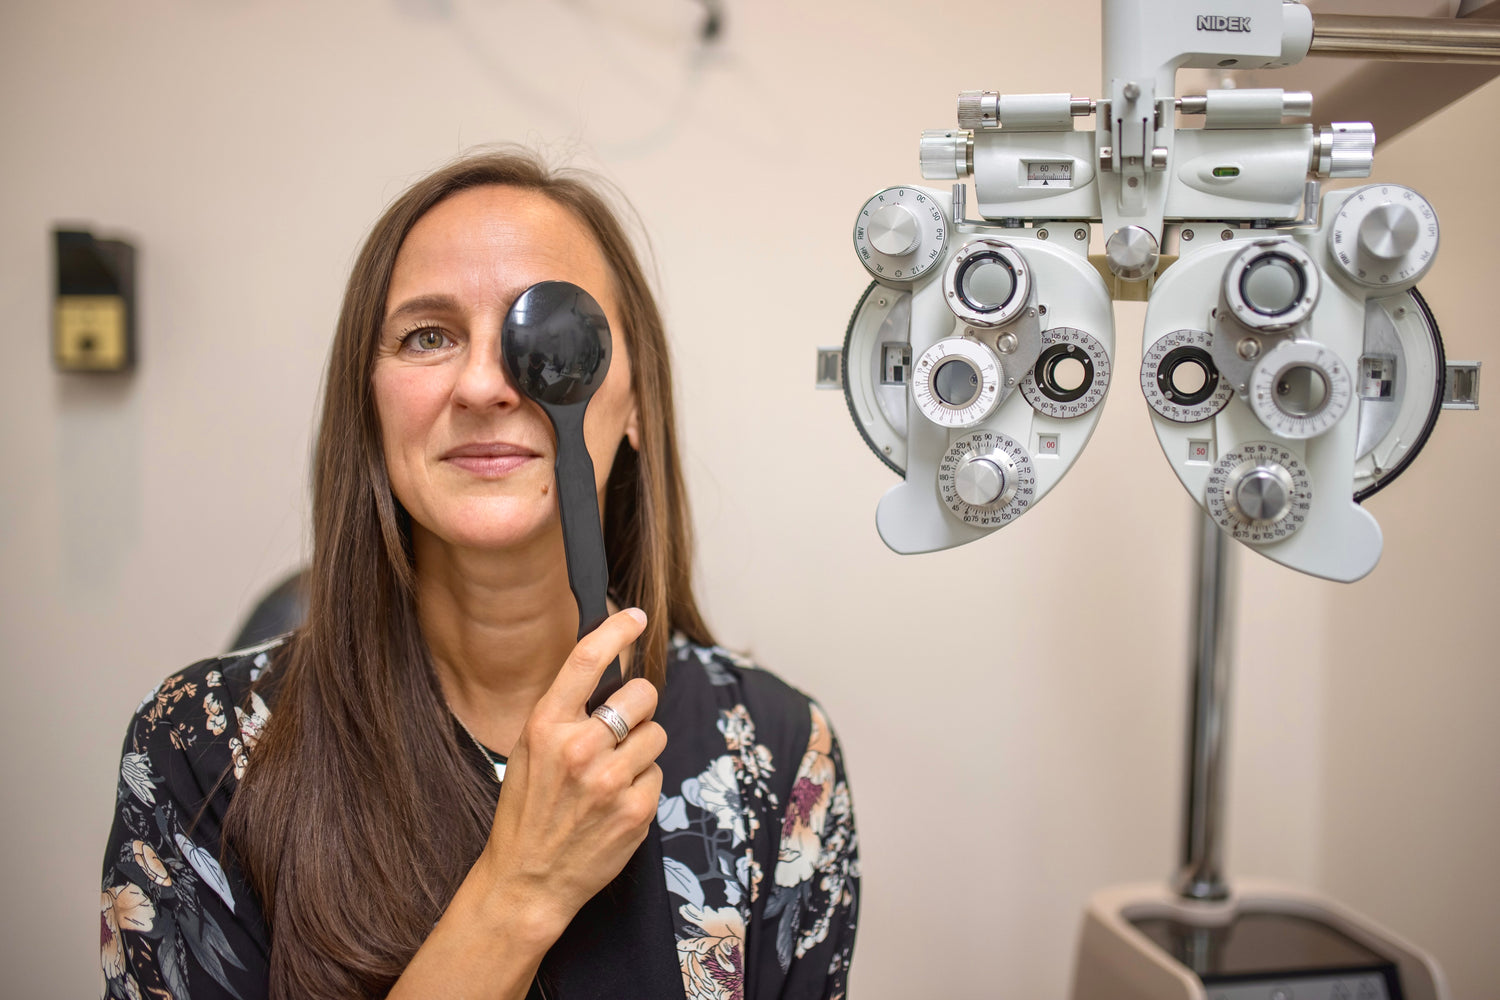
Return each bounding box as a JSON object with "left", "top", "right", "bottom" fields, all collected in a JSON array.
[{"left": 421, "top": 499, "right": 562, "bottom": 554}]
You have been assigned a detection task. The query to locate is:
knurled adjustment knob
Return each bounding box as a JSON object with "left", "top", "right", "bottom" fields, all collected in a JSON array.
[
  {"left": 1230, "top": 465, "right": 1292, "bottom": 523},
  {"left": 957, "top": 90, "right": 999, "bottom": 130},
  {"left": 867, "top": 205, "right": 920, "bottom": 257},
  {"left": 920, "top": 129, "right": 971, "bottom": 180},
  {"left": 1315, "top": 122, "right": 1375, "bottom": 179}
]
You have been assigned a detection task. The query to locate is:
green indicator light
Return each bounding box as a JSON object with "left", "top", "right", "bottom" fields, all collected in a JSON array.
[{"left": 1212, "top": 166, "right": 1241, "bottom": 178}]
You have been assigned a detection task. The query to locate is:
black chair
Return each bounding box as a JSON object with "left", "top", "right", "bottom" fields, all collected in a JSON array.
[{"left": 229, "top": 569, "right": 308, "bottom": 650}]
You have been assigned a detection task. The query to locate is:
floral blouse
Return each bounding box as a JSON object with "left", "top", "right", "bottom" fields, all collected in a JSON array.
[{"left": 101, "top": 635, "right": 859, "bottom": 1000}]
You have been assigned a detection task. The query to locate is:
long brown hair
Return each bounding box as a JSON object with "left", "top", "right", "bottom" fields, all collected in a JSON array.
[{"left": 225, "top": 149, "right": 714, "bottom": 997}]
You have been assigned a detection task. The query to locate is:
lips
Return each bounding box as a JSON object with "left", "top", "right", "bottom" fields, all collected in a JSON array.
[{"left": 442, "top": 441, "right": 541, "bottom": 477}]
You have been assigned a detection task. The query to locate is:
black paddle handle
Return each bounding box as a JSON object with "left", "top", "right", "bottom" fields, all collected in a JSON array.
[{"left": 549, "top": 406, "right": 625, "bottom": 712}]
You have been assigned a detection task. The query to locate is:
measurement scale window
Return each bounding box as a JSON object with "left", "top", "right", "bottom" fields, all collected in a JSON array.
[{"left": 1024, "top": 161, "right": 1074, "bottom": 188}]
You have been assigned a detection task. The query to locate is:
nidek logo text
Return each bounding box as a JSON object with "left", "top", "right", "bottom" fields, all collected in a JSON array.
[{"left": 1197, "top": 15, "right": 1251, "bottom": 31}]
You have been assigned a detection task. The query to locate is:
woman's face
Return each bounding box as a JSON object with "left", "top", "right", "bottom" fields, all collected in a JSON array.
[{"left": 373, "top": 185, "right": 639, "bottom": 553}]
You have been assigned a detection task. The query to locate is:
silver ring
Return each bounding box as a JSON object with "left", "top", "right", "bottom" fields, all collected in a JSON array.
[{"left": 590, "top": 704, "right": 631, "bottom": 746}]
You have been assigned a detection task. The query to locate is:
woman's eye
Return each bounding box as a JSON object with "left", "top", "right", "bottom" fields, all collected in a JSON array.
[{"left": 405, "top": 328, "right": 450, "bottom": 352}]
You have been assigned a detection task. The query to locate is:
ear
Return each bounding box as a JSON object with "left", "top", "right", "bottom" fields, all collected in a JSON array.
[{"left": 624, "top": 401, "right": 641, "bottom": 451}]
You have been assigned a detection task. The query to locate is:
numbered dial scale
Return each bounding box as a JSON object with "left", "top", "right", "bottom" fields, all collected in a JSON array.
[
  {"left": 1248, "top": 341, "right": 1353, "bottom": 440},
  {"left": 1205, "top": 442, "right": 1313, "bottom": 544},
  {"left": 1141, "top": 329, "right": 1234, "bottom": 423},
  {"left": 1329, "top": 184, "right": 1439, "bottom": 289},
  {"left": 913, "top": 337, "right": 1005, "bottom": 428},
  {"left": 853, "top": 187, "right": 949, "bottom": 283},
  {"left": 938, "top": 431, "right": 1036, "bottom": 527},
  {"left": 1021, "top": 327, "right": 1111, "bottom": 418}
]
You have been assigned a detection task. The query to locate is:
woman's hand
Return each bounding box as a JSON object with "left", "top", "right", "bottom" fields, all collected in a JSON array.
[
  {"left": 475, "top": 607, "right": 666, "bottom": 939},
  {"left": 390, "top": 609, "right": 663, "bottom": 998}
]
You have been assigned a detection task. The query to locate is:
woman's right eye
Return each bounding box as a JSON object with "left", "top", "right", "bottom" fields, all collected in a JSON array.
[{"left": 403, "top": 328, "right": 452, "bottom": 352}]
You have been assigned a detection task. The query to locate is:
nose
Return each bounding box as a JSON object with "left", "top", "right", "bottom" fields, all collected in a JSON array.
[{"left": 452, "top": 331, "right": 522, "bottom": 411}]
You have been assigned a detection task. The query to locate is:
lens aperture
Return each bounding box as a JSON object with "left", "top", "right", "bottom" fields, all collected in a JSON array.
[
  {"left": 933, "top": 357, "right": 980, "bottom": 406},
  {"left": 1240, "top": 255, "right": 1304, "bottom": 316},
  {"left": 959, "top": 255, "right": 1017, "bottom": 312}
]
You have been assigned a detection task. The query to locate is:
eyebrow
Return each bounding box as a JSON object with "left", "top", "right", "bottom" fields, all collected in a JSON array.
[{"left": 384, "top": 293, "right": 463, "bottom": 327}]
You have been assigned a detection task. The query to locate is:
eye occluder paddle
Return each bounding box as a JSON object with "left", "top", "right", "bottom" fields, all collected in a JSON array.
[
  {"left": 502, "top": 281, "right": 680, "bottom": 998},
  {"left": 501, "top": 281, "right": 627, "bottom": 712}
]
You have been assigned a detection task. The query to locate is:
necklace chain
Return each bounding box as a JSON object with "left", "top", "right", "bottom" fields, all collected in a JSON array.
[{"left": 450, "top": 708, "right": 506, "bottom": 784}]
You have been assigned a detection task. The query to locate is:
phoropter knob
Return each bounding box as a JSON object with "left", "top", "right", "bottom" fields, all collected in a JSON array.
[
  {"left": 867, "top": 205, "right": 920, "bottom": 256},
  {"left": 1357, "top": 202, "right": 1420, "bottom": 262},
  {"left": 1313, "top": 122, "right": 1375, "bottom": 179},
  {"left": 852, "top": 186, "right": 951, "bottom": 284},
  {"left": 956, "top": 90, "right": 1000, "bottom": 130},
  {"left": 953, "top": 449, "right": 1020, "bottom": 509},
  {"left": 919, "top": 130, "right": 972, "bottom": 180},
  {"left": 938, "top": 431, "right": 1036, "bottom": 528},
  {"left": 1205, "top": 443, "right": 1313, "bottom": 544},
  {"left": 1231, "top": 466, "right": 1291, "bottom": 523},
  {"left": 956, "top": 456, "right": 1006, "bottom": 506},
  {"left": 1327, "top": 183, "right": 1438, "bottom": 289},
  {"left": 1105, "top": 226, "right": 1160, "bottom": 282}
]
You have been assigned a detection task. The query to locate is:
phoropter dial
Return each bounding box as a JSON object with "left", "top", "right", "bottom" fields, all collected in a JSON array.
[
  {"left": 1329, "top": 184, "right": 1439, "bottom": 289},
  {"left": 912, "top": 337, "right": 1004, "bottom": 428},
  {"left": 1205, "top": 442, "right": 1313, "bottom": 544},
  {"left": 938, "top": 431, "right": 1036, "bottom": 527},
  {"left": 1141, "top": 329, "right": 1233, "bottom": 423},
  {"left": 943, "top": 238, "right": 1031, "bottom": 328},
  {"left": 1248, "top": 340, "right": 1353, "bottom": 439},
  {"left": 1020, "top": 327, "right": 1111, "bottom": 418},
  {"left": 1222, "top": 240, "right": 1321, "bottom": 333},
  {"left": 853, "top": 187, "right": 949, "bottom": 284}
]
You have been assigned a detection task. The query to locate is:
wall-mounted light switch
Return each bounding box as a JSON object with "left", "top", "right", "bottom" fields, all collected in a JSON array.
[{"left": 54, "top": 228, "right": 136, "bottom": 373}]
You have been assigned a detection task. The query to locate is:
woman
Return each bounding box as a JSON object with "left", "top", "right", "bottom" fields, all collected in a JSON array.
[{"left": 101, "top": 151, "right": 858, "bottom": 1000}]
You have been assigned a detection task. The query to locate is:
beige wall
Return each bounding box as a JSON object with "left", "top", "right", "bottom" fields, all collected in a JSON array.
[
  {"left": 1316, "top": 79, "right": 1500, "bottom": 995},
  {"left": 1, "top": 1, "right": 1494, "bottom": 997}
]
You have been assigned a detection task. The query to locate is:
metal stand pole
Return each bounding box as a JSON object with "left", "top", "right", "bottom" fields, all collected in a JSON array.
[
  {"left": 1172, "top": 511, "right": 1234, "bottom": 901},
  {"left": 1311, "top": 14, "right": 1500, "bottom": 65}
]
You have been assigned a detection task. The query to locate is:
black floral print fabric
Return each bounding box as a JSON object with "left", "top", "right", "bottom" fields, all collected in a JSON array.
[{"left": 101, "top": 635, "right": 859, "bottom": 1000}]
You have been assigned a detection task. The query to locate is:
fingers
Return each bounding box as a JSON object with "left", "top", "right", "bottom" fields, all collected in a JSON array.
[
  {"left": 628, "top": 763, "right": 664, "bottom": 820},
  {"left": 587, "top": 677, "right": 657, "bottom": 738},
  {"left": 612, "top": 720, "right": 667, "bottom": 776},
  {"left": 535, "top": 608, "right": 647, "bottom": 720},
  {"left": 552, "top": 717, "right": 664, "bottom": 818},
  {"left": 480, "top": 612, "right": 665, "bottom": 928}
]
